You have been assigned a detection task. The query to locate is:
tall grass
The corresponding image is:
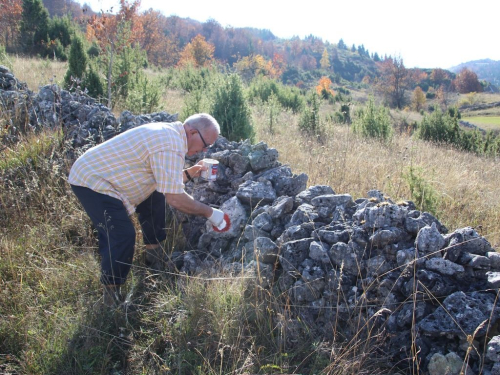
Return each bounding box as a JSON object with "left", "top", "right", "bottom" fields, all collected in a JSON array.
[
  {"left": 4, "top": 55, "right": 68, "bottom": 89},
  {"left": 252, "top": 104, "right": 500, "bottom": 247}
]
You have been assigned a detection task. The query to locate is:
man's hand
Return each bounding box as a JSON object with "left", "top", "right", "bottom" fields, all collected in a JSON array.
[
  {"left": 208, "top": 209, "right": 231, "bottom": 232},
  {"left": 184, "top": 160, "right": 207, "bottom": 181}
]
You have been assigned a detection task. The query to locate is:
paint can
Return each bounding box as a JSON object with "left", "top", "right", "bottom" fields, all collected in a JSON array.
[{"left": 200, "top": 158, "right": 219, "bottom": 181}]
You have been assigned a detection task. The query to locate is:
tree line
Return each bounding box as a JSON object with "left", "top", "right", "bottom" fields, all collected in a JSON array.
[{"left": 0, "top": 0, "right": 489, "bottom": 113}]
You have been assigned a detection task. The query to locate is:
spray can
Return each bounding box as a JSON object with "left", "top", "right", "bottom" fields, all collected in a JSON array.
[{"left": 200, "top": 158, "right": 219, "bottom": 181}]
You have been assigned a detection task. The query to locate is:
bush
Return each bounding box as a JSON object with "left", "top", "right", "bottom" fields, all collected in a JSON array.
[
  {"left": 352, "top": 97, "right": 392, "bottom": 141},
  {"left": 247, "top": 76, "right": 304, "bottom": 113},
  {"left": 211, "top": 74, "right": 254, "bottom": 142},
  {"left": 64, "top": 34, "right": 87, "bottom": 89},
  {"left": 125, "top": 75, "right": 162, "bottom": 114},
  {"left": 175, "top": 64, "right": 218, "bottom": 93},
  {"left": 298, "top": 92, "right": 322, "bottom": 135},
  {"left": 403, "top": 165, "right": 440, "bottom": 215},
  {"left": 82, "top": 62, "right": 104, "bottom": 100},
  {"left": 417, "top": 107, "right": 460, "bottom": 144}
]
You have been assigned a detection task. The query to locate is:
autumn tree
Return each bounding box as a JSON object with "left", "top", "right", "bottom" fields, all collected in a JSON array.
[
  {"left": 453, "top": 68, "right": 482, "bottom": 94},
  {"left": 320, "top": 48, "right": 330, "bottom": 69},
  {"left": 316, "top": 76, "right": 334, "bottom": 99},
  {"left": 86, "top": 0, "right": 144, "bottom": 106},
  {"left": 177, "top": 34, "right": 215, "bottom": 68},
  {"left": 430, "top": 68, "right": 449, "bottom": 87},
  {"left": 411, "top": 86, "right": 426, "bottom": 111},
  {"left": 0, "top": 0, "right": 22, "bottom": 49},
  {"left": 375, "top": 56, "right": 413, "bottom": 109},
  {"left": 138, "top": 9, "right": 178, "bottom": 67}
]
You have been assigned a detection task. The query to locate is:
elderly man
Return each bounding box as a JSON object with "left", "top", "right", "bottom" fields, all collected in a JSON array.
[{"left": 68, "top": 113, "right": 229, "bottom": 307}]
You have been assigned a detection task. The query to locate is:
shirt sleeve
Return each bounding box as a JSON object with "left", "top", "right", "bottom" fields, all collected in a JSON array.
[{"left": 150, "top": 151, "right": 185, "bottom": 194}]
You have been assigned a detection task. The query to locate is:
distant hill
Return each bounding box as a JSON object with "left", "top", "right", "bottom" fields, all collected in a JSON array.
[{"left": 450, "top": 59, "right": 500, "bottom": 86}]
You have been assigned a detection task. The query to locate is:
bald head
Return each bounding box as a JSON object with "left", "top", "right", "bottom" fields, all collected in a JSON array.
[{"left": 184, "top": 113, "right": 220, "bottom": 136}]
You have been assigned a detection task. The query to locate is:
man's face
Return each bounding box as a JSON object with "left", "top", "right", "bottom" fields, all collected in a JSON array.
[{"left": 186, "top": 125, "right": 217, "bottom": 156}]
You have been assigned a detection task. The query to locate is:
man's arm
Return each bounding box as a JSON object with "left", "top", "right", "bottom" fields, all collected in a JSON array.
[{"left": 165, "top": 192, "right": 213, "bottom": 217}]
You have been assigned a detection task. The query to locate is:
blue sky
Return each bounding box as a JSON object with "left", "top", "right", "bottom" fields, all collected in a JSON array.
[{"left": 78, "top": 0, "right": 499, "bottom": 69}]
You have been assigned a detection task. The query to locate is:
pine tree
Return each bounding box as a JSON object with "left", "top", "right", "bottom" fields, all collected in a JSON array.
[
  {"left": 211, "top": 74, "right": 254, "bottom": 142},
  {"left": 64, "top": 34, "right": 87, "bottom": 89},
  {"left": 20, "top": 0, "right": 49, "bottom": 53}
]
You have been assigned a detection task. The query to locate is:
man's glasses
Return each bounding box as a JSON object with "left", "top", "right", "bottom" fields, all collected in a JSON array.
[{"left": 197, "top": 130, "right": 210, "bottom": 149}]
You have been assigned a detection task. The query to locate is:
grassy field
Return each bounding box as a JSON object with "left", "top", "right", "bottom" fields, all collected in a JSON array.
[
  {"left": 462, "top": 116, "right": 500, "bottom": 131},
  {"left": 1, "top": 56, "right": 500, "bottom": 374}
]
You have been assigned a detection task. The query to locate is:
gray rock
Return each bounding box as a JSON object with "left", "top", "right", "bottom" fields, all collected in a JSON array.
[
  {"left": 486, "top": 272, "right": 500, "bottom": 288},
  {"left": 236, "top": 180, "right": 277, "bottom": 207},
  {"left": 425, "top": 258, "right": 464, "bottom": 276},
  {"left": 487, "top": 252, "right": 500, "bottom": 269},
  {"left": 362, "top": 203, "right": 407, "bottom": 229},
  {"left": 418, "top": 291, "right": 500, "bottom": 337},
  {"left": 309, "top": 241, "right": 331, "bottom": 264},
  {"left": 328, "top": 242, "right": 364, "bottom": 276},
  {"left": 415, "top": 222, "right": 446, "bottom": 255},
  {"left": 254, "top": 237, "right": 279, "bottom": 264},
  {"left": 428, "top": 352, "right": 472, "bottom": 375},
  {"left": 248, "top": 146, "right": 279, "bottom": 171},
  {"left": 487, "top": 335, "right": 500, "bottom": 363},
  {"left": 295, "top": 185, "right": 335, "bottom": 206},
  {"left": 280, "top": 238, "right": 314, "bottom": 273},
  {"left": 243, "top": 225, "right": 270, "bottom": 242},
  {"left": 252, "top": 212, "right": 274, "bottom": 232},
  {"left": 268, "top": 195, "right": 294, "bottom": 219},
  {"left": 206, "top": 196, "right": 247, "bottom": 239}
]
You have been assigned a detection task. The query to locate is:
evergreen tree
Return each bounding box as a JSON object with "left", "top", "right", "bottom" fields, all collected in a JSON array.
[
  {"left": 64, "top": 34, "right": 87, "bottom": 88},
  {"left": 20, "top": 0, "right": 49, "bottom": 53},
  {"left": 211, "top": 74, "right": 254, "bottom": 142}
]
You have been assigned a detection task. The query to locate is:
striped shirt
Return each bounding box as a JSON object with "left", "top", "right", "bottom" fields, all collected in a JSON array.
[{"left": 69, "top": 122, "right": 187, "bottom": 215}]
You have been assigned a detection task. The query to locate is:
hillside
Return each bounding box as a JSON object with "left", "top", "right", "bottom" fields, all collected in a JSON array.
[{"left": 450, "top": 58, "right": 500, "bottom": 87}]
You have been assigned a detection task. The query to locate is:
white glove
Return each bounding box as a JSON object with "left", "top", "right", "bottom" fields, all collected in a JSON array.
[{"left": 208, "top": 208, "right": 226, "bottom": 230}]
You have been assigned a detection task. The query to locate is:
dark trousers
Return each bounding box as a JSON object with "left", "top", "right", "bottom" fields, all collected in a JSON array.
[{"left": 71, "top": 185, "right": 167, "bottom": 285}]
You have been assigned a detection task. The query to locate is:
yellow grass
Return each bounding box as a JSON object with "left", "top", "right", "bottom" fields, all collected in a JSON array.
[
  {"left": 5, "top": 55, "right": 68, "bottom": 89},
  {"left": 253, "top": 105, "right": 500, "bottom": 248}
]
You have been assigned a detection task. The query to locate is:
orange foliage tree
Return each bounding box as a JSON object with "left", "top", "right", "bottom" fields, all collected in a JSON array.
[
  {"left": 411, "top": 86, "right": 426, "bottom": 111},
  {"left": 177, "top": 34, "right": 215, "bottom": 68},
  {"left": 0, "top": 0, "right": 22, "bottom": 49},
  {"left": 316, "top": 76, "right": 335, "bottom": 99},
  {"left": 137, "top": 8, "right": 178, "bottom": 67},
  {"left": 375, "top": 56, "right": 413, "bottom": 109},
  {"left": 453, "top": 68, "right": 482, "bottom": 94},
  {"left": 85, "top": 0, "right": 144, "bottom": 105},
  {"left": 234, "top": 53, "right": 285, "bottom": 81}
]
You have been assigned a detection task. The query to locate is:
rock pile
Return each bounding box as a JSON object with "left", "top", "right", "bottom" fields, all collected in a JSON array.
[
  {"left": 181, "top": 141, "right": 500, "bottom": 375},
  {"left": 2, "top": 65, "right": 500, "bottom": 374}
]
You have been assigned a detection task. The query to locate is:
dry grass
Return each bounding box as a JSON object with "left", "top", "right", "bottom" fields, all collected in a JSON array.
[
  {"left": 5, "top": 55, "right": 68, "bottom": 89},
  {"left": 253, "top": 104, "right": 500, "bottom": 248}
]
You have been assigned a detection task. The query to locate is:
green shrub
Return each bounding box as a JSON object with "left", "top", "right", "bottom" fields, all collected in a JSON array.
[
  {"left": 247, "top": 76, "right": 304, "bottom": 113},
  {"left": 0, "top": 44, "right": 12, "bottom": 70},
  {"left": 403, "top": 165, "right": 440, "bottom": 215},
  {"left": 175, "top": 64, "right": 217, "bottom": 93},
  {"left": 352, "top": 97, "right": 392, "bottom": 141},
  {"left": 211, "top": 74, "right": 254, "bottom": 142},
  {"left": 82, "top": 62, "right": 104, "bottom": 100},
  {"left": 298, "top": 92, "right": 321, "bottom": 135},
  {"left": 125, "top": 75, "right": 162, "bottom": 114},
  {"left": 64, "top": 34, "right": 87, "bottom": 89},
  {"left": 417, "top": 107, "right": 460, "bottom": 144},
  {"left": 181, "top": 89, "right": 211, "bottom": 121}
]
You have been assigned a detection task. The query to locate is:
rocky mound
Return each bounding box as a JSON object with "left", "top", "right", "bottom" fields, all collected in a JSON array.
[{"left": 2, "top": 65, "right": 499, "bottom": 375}]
